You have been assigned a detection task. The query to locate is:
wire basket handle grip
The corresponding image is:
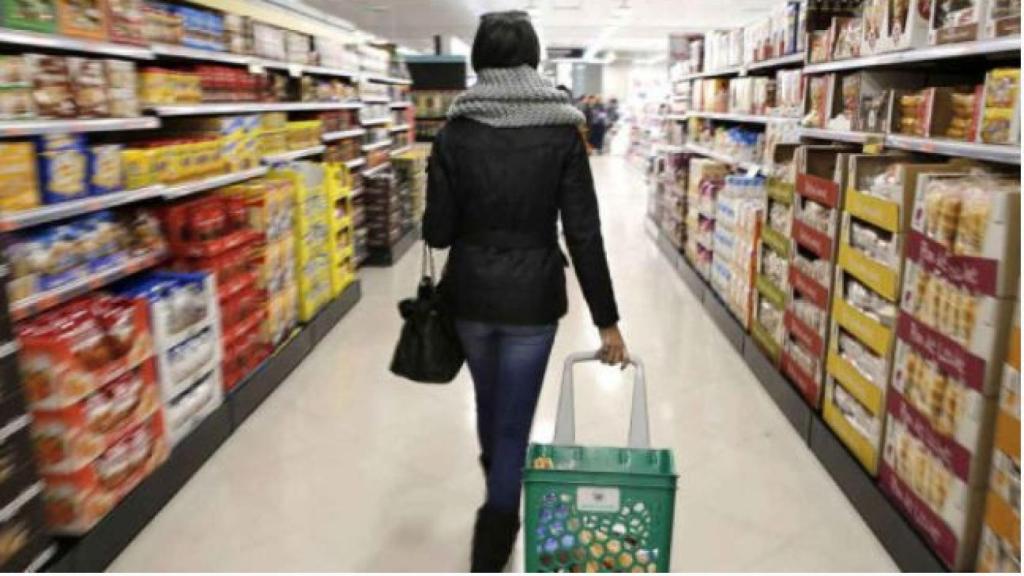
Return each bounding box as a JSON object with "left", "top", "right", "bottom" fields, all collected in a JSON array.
[{"left": 552, "top": 351, "right": 650, "bottom": 449}]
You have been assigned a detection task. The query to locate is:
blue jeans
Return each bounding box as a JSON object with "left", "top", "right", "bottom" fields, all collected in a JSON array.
[{"left": 456, "top": 320, "right": 557, "bottom": 513}]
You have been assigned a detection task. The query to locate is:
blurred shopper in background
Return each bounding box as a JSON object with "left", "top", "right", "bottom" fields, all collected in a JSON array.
[
  {"left": 587, "top": 97, "right": 609, "bottom": 154},
  {"left": 423, "top": 10, "right": 627, "bottom": 572}
]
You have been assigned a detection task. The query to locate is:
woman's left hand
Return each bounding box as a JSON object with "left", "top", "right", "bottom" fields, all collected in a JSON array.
[{"left": 598, "top": 324, "right": 628, "bottom": 368}]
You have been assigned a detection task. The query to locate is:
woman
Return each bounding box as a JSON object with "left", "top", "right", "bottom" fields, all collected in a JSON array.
[{"left": 422, "top": 10, "right": 627, "bottom": 572}]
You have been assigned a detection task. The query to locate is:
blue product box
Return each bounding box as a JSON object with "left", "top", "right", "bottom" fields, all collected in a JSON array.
[{"left": 35, "top": 134, "right": 88, "bottom": 205}]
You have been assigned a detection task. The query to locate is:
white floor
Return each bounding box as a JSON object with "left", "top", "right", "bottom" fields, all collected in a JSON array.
[{"left": 110, "top": 154, "right": 898, "bottom": 572}]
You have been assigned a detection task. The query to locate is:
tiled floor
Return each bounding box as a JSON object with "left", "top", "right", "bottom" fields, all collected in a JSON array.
[{"left": 109, "top": 155, "right": 898, "bottom": 572}]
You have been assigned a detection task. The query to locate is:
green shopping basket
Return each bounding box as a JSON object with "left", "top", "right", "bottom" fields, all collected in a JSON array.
[{"left": 524, "top": 352, "right": 677, "bottom": 573}]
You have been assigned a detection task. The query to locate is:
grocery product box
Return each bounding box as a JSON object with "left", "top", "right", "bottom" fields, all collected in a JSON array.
[
  {"left": 154, "top": 324, "right": 219, "bottom": 404},
  {"left": 978, "top": 68, "right": 1020, "bottom": 145},
  {"left": 880, "top": 415, "right": 992, "bottom": 570},
  {"left": 824, "top": 374, "right": 884, "bottom": 473},
  {"left": 804, "top": 74, "right": 837, "bottom": 129},
  {"left": 930, "top": 0, "right": 987, "bottom": 44},
  {"left": 17, "top": 296, "right": 154, "bottom": 410},
  {"left": 35, "top": 134, "right": 89, "bottom": 205},
  {"left": 985, "top": 0, "right": 1022, "bottom": 37},
  {"left": 42, "top": 410, "right": 168, "bottom": 534},
  {"left": 30, "top": 359, "right": 160, "bottom": 474},
  {"left": 882, "top": 0, "right": 931, "bottom": 51},
  {"left": 0, "top": 142, "right": 41, "bottom": 213},
  {"left": 1, "top": 0, "right": 58, "bottom": 33},
  {"left": 846, "top": 155, "right": 968, "bottom": 234},
  {"left": 892, "top": 86, "right": 983, "bottom": 141},
  {"left": 163, "top": 367, "right": 222, "bottom": 447}
]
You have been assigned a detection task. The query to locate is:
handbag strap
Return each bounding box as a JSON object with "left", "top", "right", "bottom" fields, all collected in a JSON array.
[{"left": 421, "top": 243, "right": 436, "bottom": 281}]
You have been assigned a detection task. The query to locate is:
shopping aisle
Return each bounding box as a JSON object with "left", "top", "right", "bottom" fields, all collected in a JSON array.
[{"left": 109, "top": 155, "right": 897, "bottom": 572}]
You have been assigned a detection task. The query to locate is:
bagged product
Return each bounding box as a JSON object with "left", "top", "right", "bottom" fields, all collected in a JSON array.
[
  {"left": 67, "top": 57, "right": 110, "bottom": 118},
  {"left": 24, "top": 54, "right": 77, "bottom": 119},
  {"left": 1, "top": 0, "right": 57, "bottom": 33},
  {"left": 0, "top": 142, "right": 40, "bottom": 212},
  {"left": 105, "top": 0, "right": 144, "bottom": 44},
  {"left": 0, "top": 55, "right": 35, "bottom": 121},
  {"left": 56, "top": 0, "right": 110, "bottom": 40}
]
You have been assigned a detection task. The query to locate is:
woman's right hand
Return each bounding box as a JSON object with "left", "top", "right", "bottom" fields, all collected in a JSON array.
[{"left": 598, "top": 325, "right": 628, "bottom": 368}]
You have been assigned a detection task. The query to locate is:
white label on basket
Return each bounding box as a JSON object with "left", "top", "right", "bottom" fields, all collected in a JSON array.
[{"left": 576, "top": 487, "right": 620, "bottom": 513}]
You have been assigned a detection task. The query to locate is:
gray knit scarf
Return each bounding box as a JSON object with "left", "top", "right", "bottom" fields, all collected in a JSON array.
[{"left": 447, "top": 65, "right": 585, "bottom": 128}]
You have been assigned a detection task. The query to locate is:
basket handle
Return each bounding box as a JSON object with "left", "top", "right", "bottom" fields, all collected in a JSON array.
[{"left": 551, "top": 351, "right": 650, "bottom": 449}]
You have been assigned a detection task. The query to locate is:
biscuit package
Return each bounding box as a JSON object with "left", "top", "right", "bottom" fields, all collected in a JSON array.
[
  {"left": 24, "top": 54, "right": 77, "bottom": 119},
  {"left": 56, "top": 0, "right": 110, "bottom": 41},
  {"left": 0, "top": 142, "right": 40, "bottom": 213},
  {"left": 1, "top": 0, "right": 58, "bottom": 33},
  {"left": 979, "top": 68, "right": 1021, "bottom": 145}
]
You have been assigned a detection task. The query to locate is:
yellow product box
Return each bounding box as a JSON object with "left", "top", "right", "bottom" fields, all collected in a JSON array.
[
  {"left": 261, "top": 112, "right": 288, "bottom": 131},
  {"left": 824, "top": 376, "right": 882, "bottom": 475},
  {"left": 258, "top": 129, "right": 288, "bottom": 156},
  {"left": 837, "top": 240, "right": 900, "bottom": 302},
  {"left": 121, "top": 149, "right": 155, "bottom": 190},
  {"left": 0, "top": 142, "right": 40, "bottom": 212}
]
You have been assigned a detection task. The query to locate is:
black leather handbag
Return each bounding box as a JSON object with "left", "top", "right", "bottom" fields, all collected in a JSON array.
[{"left": 390, "top": 245, "right": 464, "bottom": 383}]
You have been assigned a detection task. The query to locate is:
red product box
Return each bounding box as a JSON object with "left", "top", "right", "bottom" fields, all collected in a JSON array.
[
  {"left": 30, "top": 359, "right": 160, "bottom": 474},
  {"left": 170, "top": 239, "right": 258, "bottom": 285},
  {"left": 42, "top": 410, "right": 168, "bottom": 534},
  {"left": 219, "top": 282, "right": 261, "bottom": 331},
  {"left": 17, "top": 296, "right": 154, "bottom": 410},
  {"left": 158, "top": 195, "right": 251, "bottom": 254}
]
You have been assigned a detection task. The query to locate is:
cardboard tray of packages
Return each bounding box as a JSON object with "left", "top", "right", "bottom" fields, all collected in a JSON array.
[{"left": 823, "top": 375, "right": 884, "bottom": 475}]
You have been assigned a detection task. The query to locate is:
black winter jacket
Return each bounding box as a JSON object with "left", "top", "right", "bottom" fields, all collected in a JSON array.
[{"left": 422, "top": 118, "right": 619, "bottom": 328}]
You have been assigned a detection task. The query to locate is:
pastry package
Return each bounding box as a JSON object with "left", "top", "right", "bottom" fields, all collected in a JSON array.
[
  {"left": 861, "top": 0, "right": 889, "bottom": 55},
  {"left": 886, "top": 0, "right": 931, "bottom": 50},
  {"left": 163, "top": 367, "right": 221, "bottom": 445},
  {"left": 24, "top": 54, "right": 76, "bottom": 119},
  {"left": 104, "top": 60, "right": 139, "bottom": 118},
  {"left": 105, "top": 0, "right": 144, "bottom": 45},
  {"left": 88, "top": 144, "right": 122, "bottom": 196},
  {"left": 830, "top": 17, "right": 862, "bottom": 60},
  {"left": 979, "top": 68, "right": 1021, "bottom": 145},
  {"left": 930, "top": 0, "right": 986, "bottom": 44},
  {"left": 29, "top": 359, "right": 159, "bottom": 473},
  {"left": 67, "top": 57, "right": 110, "bottom": 118},
  {"left": 41, "top": 410, "right": 168, "bottom": 533},
  {"left": 1, "top": 0, "right": 58, "bottom": 33},
  {"left": 0, "top": 55, "right": 35, "bottom": 121},
  {"left": 985, "top": 0, "right": 1022, "bottom": 37},
  {"left": 56, "top": 0, "right": 110, "bottom": 41}
]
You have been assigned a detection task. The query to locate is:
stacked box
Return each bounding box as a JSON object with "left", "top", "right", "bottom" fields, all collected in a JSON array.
[
  {"left": 784, "top": 146, "right": 850, "bottom": 410},
  {"left": 825, "top": 154, "right": 966, "bottom": 476},
  {"left": 325, "top": 162, "right": 356, "bottom": 296},
  {"left": 363, "top": 170, "right": 407, "bottom": 249},
  {"left": 711, "top": 175, "right": 764, "bottom": 328},
  {"left": 752, "top": 144, "right": 798, "bottom": 365},
  {"left": 114, "top": 272, "right": 223, "bottom": 446},
  {"left": 685, "top": 159, "right": 727, "bottom": 279},
  {"left": 976, "top": 295, "right": 1020, "bottom": 573},
  {"left": 880, "top": 173, "right": 1021, "bottom": 570},
  {"left": 272, "top": 162, "right": 332, "bottom": 321}
]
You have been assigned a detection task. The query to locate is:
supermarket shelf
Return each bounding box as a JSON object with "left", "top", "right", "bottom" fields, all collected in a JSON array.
[
  {"left": 0, "top": 185, "right": 166, "bottom": 232},
  {"left": 0, "top": 340, "right": 18, "bottom": 359},
  {"left": 0, "top": 27, "right": 154, "bottom": 59},
  {"left": 676, "top": 66, "right": 743, "bottom": 82},
  {"left": 390, "top": 101, "right": 412, "bottom": 109},
  {"left": 686, "top": 111, "right": 799, "bottom": 124},
  {"left": 9, "top": 249, "right": 166, "bottom": 322},
  {"left": 389, "top": 123, "right": 412, "bottom": 132},
  {"left": 684, "top": 143, "right": 763, "bottom": 172},
  {"left": 744, "top": 51, "right": 806, "bottom": 72},
  {"left": 798, "top": 127, "right": 874, "bottom": 144},
  {"left": 361, "top": 162, "right": 391, "bottom": 177},
  {"left": 360, "top": 116, "right": 391, "bottom": 126},
  {"left": 150, "top": 42, "right": 250, "bottom": 65},
  {"left": 361, "top": 139, "right": 393, "bottom": 152},
  {"left": 360, "top": 95, "right": 391, "bottom": 104},
  {"left": 390, "top": 145, "right": 413, "bottom": 157},
  {"left": 0, "top": 116, "right": 160, "bottom": 138},
  {"left": 150, "top": 101, "right": 362, "bottom": 116},
  {"left": 321, "top": 128, "right": 366, "bottom": 141},
  {"left": 665, "top": 113, "right": 690, "bottom": 121},
  {"left": 344, "top": 157, "right": 366, "bottom": 170},
  {"left": 262, "top": 145, "right": 326, "bottom": 164},
  {"left": 646, "top": 222, "right": 947, "bottom": 573},
  {"left": 44, "top": 281, "right": 362, "bottom": 572},
  {"left": 364, "top": 226, "right": 420, "bottom": 267},
  {"left": 163, "top": 167, "right": 269, "bottom": 200},
  {"left": 884, "top": 134, "right": 1020, "bottom": 164},
  {"left": 363, "top": 73, "right": 413, "bottom": 85},
  {"left": 657, "top": 143, "right": 687, "bottom": 153},
  {"left": 800, "top": 129, "right": 1021, "bottom": 164},
  {"left": 302, "top": 65, "right": 358, "bottom": 78},
  {"left": 802, "top": 36, "right": 1022, "bottom": 74}
]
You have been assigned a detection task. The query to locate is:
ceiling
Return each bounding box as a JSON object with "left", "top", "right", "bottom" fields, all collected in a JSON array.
[{"left": 305, "top": 0, "right": 778, "bottom": 58}]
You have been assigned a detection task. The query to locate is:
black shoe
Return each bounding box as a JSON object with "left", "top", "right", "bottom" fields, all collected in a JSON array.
[{"left": 471, "top": 505, "right": 520, "bottom": 572}]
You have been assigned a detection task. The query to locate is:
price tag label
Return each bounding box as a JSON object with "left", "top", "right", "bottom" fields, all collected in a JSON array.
[
  {"left": 248, "top": 62, "right": 265, "bottom": 75},
  {"left": 288, "top": 64, "right": 304, "bottom": 78},
  {"left": 863, "top": 134, "right": 885, "bottom": 154}
]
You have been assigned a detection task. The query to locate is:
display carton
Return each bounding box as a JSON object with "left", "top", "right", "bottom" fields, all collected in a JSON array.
[
  {"left": 930, "top": 0, "right": 988, "bottom": 44},
  {"left": 984, "top": 0, "right": 1022, "bottom": 37},
  {"left": 884, "top": 0, "right": 932, "bottom": 51},
  {"left": 824, "top": 374, "right": 884, "bottom": 473},
  {"left": 861, "top": 0, "right": 891, "bottom": 55}
]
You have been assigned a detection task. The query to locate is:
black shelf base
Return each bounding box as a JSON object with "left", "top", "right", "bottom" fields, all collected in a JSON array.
[
  {"left": 46, "top": 281, "right": 363, "bottom": 572},
  {"left": 647, "top": 224, "right": 946, "bottom": 573},
  {"left": 364, "top": 227, "right": 419, "bottom": 267}
]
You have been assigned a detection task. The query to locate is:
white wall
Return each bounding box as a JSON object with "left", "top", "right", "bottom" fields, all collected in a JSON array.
[{"left": 603, "top": 61, "right": 631, "bottom": 101}]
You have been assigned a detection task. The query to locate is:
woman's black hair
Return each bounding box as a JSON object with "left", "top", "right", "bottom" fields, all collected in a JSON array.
[{"left": 471, "top": 11, "right": 541, "bottom": 71}]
